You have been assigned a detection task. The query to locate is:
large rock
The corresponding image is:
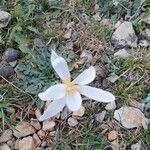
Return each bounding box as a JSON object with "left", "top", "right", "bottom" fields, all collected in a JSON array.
[
  {"left": 0, "top": 11, "right": 11, "bottom": 28},
  {"left": 13, "top": 122, "right": 36, "bottom": 138},
  {"left": 18, "top": 136, "right": 36, "bottom": 150},
  {"left": 0, "top": 129, "right": 13, "bottom": 143},
  {"left": 114, "top": 106, "right": 148, "bottom": 129},
  {"left": 112, "top": 21, "right": 137, "bottom": 48}
]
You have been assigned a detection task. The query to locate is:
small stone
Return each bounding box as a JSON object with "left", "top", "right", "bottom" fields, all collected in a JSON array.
[
  {"left": 18, "top": 136, "right": 36, "bottom": 150},
  {"left": 2, "top": 48, "right": 18, "bottom": 62},
  {"left": 14, "top": 139, "right": 19, "bottom": 149},
  {"left": 33, "top": 134, "right": 41, "bottom": 146},
  {"left": 95, "top": 111, "right": 106, "bottom": 123},
  {"left": 114, "top": 106, "right": 148, "bottom": 129},
  {"left": 131, "top": 141, "right": 141, "bottom": 150},
  {"left": 60, "top": 107, "right": 70, "bottom": 120},
  {"left": 145, "top": 29, "right": 150, "bottom": 37},
  {"left": 111, "top": 139, "right": 120, "bottom": 150},
  {"left": 68, "top": 117, "right": 78, "bottom": 127},
  {"left": 49, "top": 131, "right": 56, "bottom": 136},
  {"left": 63, "top": 29, "right": 72, "bottom": 39},
  {"left": 93, "top": 12, "right": 101, "bottom": 21},
  {"left": 105, "top": 101, "right": 116, "bottom": 111},
  {"left": 35, "top": 108, "right": 42, "bottom": 119},
  {"left": 37, "top": 130, "right": 45, "bottom": 139},
  {"left": 9, "top": 61, "right": 17, "bottom": 67},
  {"left": 139, "top": 40, "right": 149, "bottom": 47},
  {"left": 0, "top": 65, "right": 15, "bottom": 78},
  {"left": 0, "top": 11, "right": 11, "bottom": 28},
  {"left": 41, "top": 141, "right": 47, "bottom": 147},
  {"left": 114, "top": 21, "right": 122, "bottom": 28},
  {"left": 30, "top": 120, "right": 41, "bottom": 130},
  {"left": 114, "top": 49, "right": 131, "bottom": 59},
  {"left": 129, "top": 100, "right": 145, "bottom": 111},
  {"left": 42, "top": 120, "right": 56, "bottom": 131},
  {"left": 108, "top": 130, "right": 118, "bottom": 141},
  {"left": 112, "top": 21, "right": 137, "bottom": 48},
  {"left": 13, "top": 122, "right": 36, "bottom": 138},
  {"left": 0, "top": 129, "right": 13, "bottom": 143},
  {"left": 72, "top": 106, "right": 85, "bottom": 117},
  {"left": 0, "top": 143, "right": 11, "bottom": 150},
  {"left": 107, "top": 74, "right": 119, "bottom": 83}
]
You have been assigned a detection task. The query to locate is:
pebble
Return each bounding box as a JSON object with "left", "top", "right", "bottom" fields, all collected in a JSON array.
[
  {"left": 0, "top": 143, "right": 11, "bottom": 150},
  {"left": 112, "top": 21, "right": 137, "bottom": 48},
  {"left": 0, "top": 129, "right": 13, "bottom": 143},
  {"left": 107, "top": 74, "right": 119, "bottom": 83},
  {"left": 33, "top": 134, "right": 41, "bottom": 146},
  {"left": 13, "top": 122, "right": 36, "bottom": 138},
  {"left": 131, "top": 141, "right": 141, "bottom": 150},
  {"left": 0, "top": 10, "right": 11, "bottom": 28},
  {"left": 63, "top": 29, "right": 72, "bottom": 39},
  {"left": 129, "top": 100, "right": 145, "bottom": 111},
  {"left": 37, "top": 130, "right": 46, "bottom": 139},
  {"left": 95, "top": 110, "right": 106, "bottom": 123},
  {"left": 35, "top": 108, "right": 42, "bottom": 119},
  {"left": 18, "top": 136, "right": 36, "bottom": 150},
  {"left": 114, "top": 49, "right": 131, "bottom": 59},
  {"left": 108, "top": 130, "right": 118, "bottom": 141},
  {"left": 72, "top": 106, "right": 85, "bottom": 117},
  {"left": 42, "top": 120, "right": 56, "bottom": 131},
  {"left": 105, "top": 101, "right": 116, "bottom": 111},
  {"left": 0, "top": 65, "right": 15, "bottom": 78},
  {"left": 30, "top": 120, "right": 41, "bottom": 130},
  {"left": 68, "top": 117, "right": 78, "bottom": 127},
  {"left": 139, "top": 40, "right": 149, "bottom": 47},
  {"left": 114, "top": 106, "right": 148, "bottom": 129},
  {"left": 2, "top": 48, "right": 18, "bottom": 62}
]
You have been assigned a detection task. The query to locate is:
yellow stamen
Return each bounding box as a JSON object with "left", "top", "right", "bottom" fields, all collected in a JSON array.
[{"left": 63, "top": 79, "right": 80, "bottom": 95}]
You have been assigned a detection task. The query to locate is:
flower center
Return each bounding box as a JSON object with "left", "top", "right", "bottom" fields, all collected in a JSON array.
[{"left": 64, "top": 79, "right": 80, "bottom": 95}]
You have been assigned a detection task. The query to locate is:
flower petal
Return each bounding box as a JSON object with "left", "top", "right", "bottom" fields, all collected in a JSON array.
[
  {"left": 38, "top": 84, "right": 66, "bottom": 101},
  {"left": 51, "top": 50, "right": 70, "bottom": 81},
  {"left": 39, "top": 98, "right": 65, "bottom": 121},
  {"left": 66, "top": 92, "right": 82, "bottom": 111},
  {"left": 80, "top": 85, "right": 115, "bottom": 103},
  {"left": 73, "top": 66, "right": 96, "bottom": 85}
]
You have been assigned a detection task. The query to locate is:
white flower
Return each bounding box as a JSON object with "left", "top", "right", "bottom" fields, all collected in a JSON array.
[{"left": 38, "top": 50, "right": 115, "bottom": 121}]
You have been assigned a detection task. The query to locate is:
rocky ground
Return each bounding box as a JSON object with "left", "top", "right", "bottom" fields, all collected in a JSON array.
[{"left": 0, "top": 0, "right": 150, "bottom": 150}]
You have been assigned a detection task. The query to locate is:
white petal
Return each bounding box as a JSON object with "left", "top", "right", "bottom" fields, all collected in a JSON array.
[
  {"left": 38, "top": 84, "right": 66, "bottom": 101},
  {"left": 66, "top": 92, "right": 82, "bottom": 111},
  {"left": 39, "top": 98, "right": 65, "bottom": 121},
  {"left": 80, "top": 85, "right": 115, "bottom": 103},
  {"left": 73, "top": 66, "right": 96, "bottom": 85},
  {"left": 51, "top": 50, "right": 70, "bottom": 81}
]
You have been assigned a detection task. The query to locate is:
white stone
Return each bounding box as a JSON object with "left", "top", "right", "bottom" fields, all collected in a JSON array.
[
  {"left": 114, "top": 106, "right": 148, "bottom": 129},
  {"left": 105, "top": 101, "right": 116, "bottom": 111},
  {"left": 63, "top": 29, "right": 72, "bottom": 39},
  {"left": 0, "top": 11, "right": 11, "bottom": 28},
  {"left": 114, "top": 49, "right": 131, "bottom": 59},
  {"left": 68, "top": 117, "right": 78, "bottom": 127},
  {"left": 72, "top": 106, "right": 85, "bottom": 117},
  {"left": 112, "top": 21, "right": 137, "bottom": 48}
]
